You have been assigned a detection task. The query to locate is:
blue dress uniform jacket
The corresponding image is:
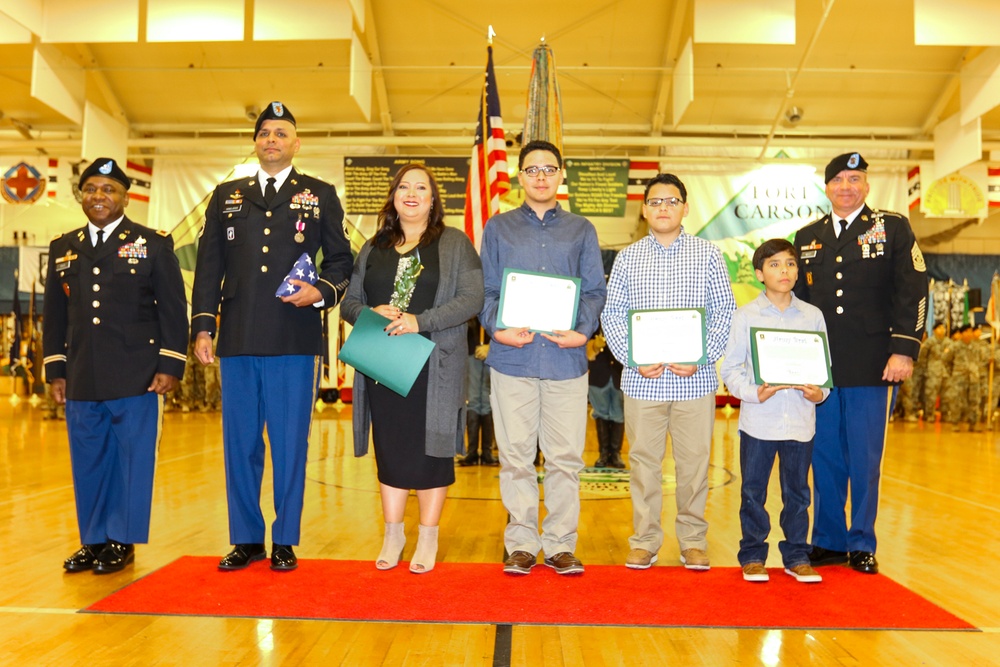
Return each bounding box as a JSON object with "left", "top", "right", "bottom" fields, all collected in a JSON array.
[
  {"left": 43, "top": 217, "right": 188, "bottom": 398},
  {"left": 190, "top": 168, "right": 352, "bottom": 354},
  {"left": 793, "top": 205, "right": 927, "bottom": 386}
]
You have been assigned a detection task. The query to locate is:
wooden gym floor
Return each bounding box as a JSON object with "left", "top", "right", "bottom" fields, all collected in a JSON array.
[{"left": 0, "top": 398, "right": 998, "bottom": 666}]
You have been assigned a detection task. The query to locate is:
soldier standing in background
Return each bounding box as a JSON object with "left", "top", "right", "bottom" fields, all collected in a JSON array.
[
  {"left": 921, "top": 322, "right": 951, "bottom": 423},
  {"left": 897, "top": 333, "right": 928, "bottom": 422}
]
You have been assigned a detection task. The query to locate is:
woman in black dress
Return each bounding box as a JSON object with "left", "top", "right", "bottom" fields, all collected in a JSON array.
[{"left": 341, "top": 164, "right": 483, "bottom": 573}]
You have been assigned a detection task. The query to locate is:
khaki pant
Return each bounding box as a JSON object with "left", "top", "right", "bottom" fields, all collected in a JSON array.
[
  {"left": 490, "top": 369, "right": 588, "bottom": 557},
  {"left": 625, "top": 392, "right": 715, "bottom": 553}
]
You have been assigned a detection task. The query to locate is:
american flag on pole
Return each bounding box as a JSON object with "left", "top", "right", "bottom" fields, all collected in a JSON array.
[{"left": 463, "top": 43, "right": 510, "bottom": 252}]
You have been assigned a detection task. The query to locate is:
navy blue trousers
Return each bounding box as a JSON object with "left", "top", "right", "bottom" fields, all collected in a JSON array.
[
  {"left": 220, "top": 355, "right": 318, "bottom": 546},
  {"left": 65, "top": 392, "right": 161, "bottom": 545},
  {"left": 811, "top": 385, "right": 897, "bottom": 554}
]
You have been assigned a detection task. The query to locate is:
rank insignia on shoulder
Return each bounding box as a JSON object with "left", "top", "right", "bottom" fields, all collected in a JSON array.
[
  {"left": 912, "top": 241, "right": 927, "bottom": 272},
  {"left": 157, "top": 230, "right": 169, "bottom": 237}
]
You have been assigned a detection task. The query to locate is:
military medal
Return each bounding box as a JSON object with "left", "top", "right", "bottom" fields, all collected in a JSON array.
[{"left": 291, "top": 189, "right": 318, "bottom": 243}]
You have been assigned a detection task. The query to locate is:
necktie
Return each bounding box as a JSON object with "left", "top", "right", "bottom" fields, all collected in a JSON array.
[
  {"left": 264, "top": 177, "right": 277, "bottom": 205},
  {"left": 835, "top": 218, "right": 849, "bottom": 238},
  {"left": 94, "top": 229, "right": 104, "bottom": 249}
]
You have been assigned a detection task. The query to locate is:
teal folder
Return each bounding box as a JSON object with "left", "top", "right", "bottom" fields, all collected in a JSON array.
[{"left": 338, "top": 308, "right": 436, "bottom": 397}]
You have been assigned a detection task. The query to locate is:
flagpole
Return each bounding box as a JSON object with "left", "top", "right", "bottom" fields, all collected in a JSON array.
[
  {"left": 463, "top": 27, "right": 510, "bottom": 250},
  {"left": 480, "top": 27, "right": 495, "bottom": 230}
]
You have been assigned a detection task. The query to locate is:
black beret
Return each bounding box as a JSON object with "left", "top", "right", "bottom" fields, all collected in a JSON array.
[
  {"left": 824, "top": 152, "right": 868, "bottom": 183},
  {"left": 254, "top": 101, "right": 296, "bottom": 139},
  {"left": 79, "top": 158, "right": 130, "bottom": 190}
]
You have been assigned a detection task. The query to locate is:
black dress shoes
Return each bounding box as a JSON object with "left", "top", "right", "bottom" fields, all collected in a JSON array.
[
  {"left": 808, "top": 546, "right": 849, "bottom": 567},
  {"left": 64, "top": 544, "right": 105, "bottom": 572},
  {"left": 849, "top": 551, "right": 879, "bottom": 574},
  {"left": 218, "top": 543, "right": 267, "bottom": 570},
  {"left": 93, "top": 541, "right": 134, "bottom": 574},
  {"left": 270, "top": 544, "right": 298, "bottom": 571}
]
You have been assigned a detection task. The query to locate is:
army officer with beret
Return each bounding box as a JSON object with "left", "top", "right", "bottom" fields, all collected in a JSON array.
[
  {"left": 191, "top": 101, "right": 353, "bottom": 572},
  {"left": 44, "top": 157, "right": 188, "bottom": 574},
  {"left": 793, "top": 152, "right": 927, "bottom": 575}
]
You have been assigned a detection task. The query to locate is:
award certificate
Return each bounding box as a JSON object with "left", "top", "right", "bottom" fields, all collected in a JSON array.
[
  {"left": 497, "top": 269, "right": 581, "bottom": 333},
  {"left": 627, "top": 308, "right": 706, "bottom": 366},
  {"left": 750, "top": 328, "right": 832, "bottom": 388}
]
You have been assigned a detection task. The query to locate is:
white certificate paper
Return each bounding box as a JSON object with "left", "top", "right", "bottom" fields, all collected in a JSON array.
[
  {"left": 627, "top": 308, "right": 706, "bottom": 366},
  {"left": 497, "top": 269, "right": 581, "bottom": 333},
  {"left": 751, "top": 328, "right": 832, "bottom": 388}
]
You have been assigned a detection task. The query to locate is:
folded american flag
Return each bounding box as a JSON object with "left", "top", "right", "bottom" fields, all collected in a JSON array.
[{"left": 275, "top": 252, "right": 318, "bottom": 297}]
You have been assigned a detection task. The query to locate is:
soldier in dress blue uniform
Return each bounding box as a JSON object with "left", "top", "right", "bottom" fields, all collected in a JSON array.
[
  {"left": 793, "top": 152, "right": 927, "bottom": 574},
  {"left": 191, "top": 101, "right": 353, "bottom": 572},
  {"left": 43, "top": 158, "right": 188, "bottom": 574}
]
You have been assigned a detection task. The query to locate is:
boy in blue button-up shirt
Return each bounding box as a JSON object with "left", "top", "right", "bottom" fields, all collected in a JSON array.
[{"left": 721, "top": 238, "right": 829, "bottom": 584}]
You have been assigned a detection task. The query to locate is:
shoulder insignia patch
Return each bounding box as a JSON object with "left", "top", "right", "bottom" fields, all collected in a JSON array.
[
  {"left": 912, "top": 241, "right": 926, "bottom": 272},
  {"left": 157, "top": 229, "right": 169, "bottom": 236}
]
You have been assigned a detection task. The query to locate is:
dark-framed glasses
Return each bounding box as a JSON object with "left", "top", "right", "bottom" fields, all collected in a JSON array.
[
  {"left": 645, "top": 197, "right": 684, "bottom": 208},
  {"left": 521, "top": 165, "right": 560, "bottom": 177}
]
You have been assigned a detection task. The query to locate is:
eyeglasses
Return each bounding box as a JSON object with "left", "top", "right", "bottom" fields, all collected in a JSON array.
[
  {"left": 521, "top": 165, "right": 560, "bottom": 177},
  {"left": 645, "top": 197, "right": 684, "bottom": 208}
]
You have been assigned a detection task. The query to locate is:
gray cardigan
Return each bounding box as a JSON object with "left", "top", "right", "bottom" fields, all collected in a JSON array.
[{"left": 340, "top": 226, "right": 485, "bottom": 458}]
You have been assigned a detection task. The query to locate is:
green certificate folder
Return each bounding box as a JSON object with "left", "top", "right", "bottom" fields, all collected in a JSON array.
[
  {"left": 496, "top": 268, "right": 581, "bottom": 334},
  {"left": 750, "top": 327, "right": 832, "bottom": 388},
  {"left": 338, "top": 307, "right": 436, "bottom": 397},
  {"left": 627, "top": 308, "right": 707, "bottom": 366}
]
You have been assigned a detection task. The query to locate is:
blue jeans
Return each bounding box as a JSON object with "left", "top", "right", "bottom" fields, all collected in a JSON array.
[
  {"left": 737, "top": 431, "right": 813, "bottom": 568},
  {"left": 466, "top": 356, "right": 491, "bottom": 415},
  {"left": 588, "top": 378, "right": 624, "bottom": 423}
]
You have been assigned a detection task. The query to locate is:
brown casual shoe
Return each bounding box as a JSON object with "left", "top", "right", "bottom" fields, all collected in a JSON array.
[
  {"left": 680, "top": 548, "right": 710, "bottom": 571},
  {"left": 544, "top": 552, "right": 585, "bottom": 575},
  {"left": 625, "top": 548, "right": 658, "bottom": 570},
  {"left": 742, "top": 562, "right": 769, "bottom": 582},
  {"left": 784, "top": 563, "right": 823, "bottom": 583},
  {"left": 503, "top": 550, "right": 537, "bottom": 575}
]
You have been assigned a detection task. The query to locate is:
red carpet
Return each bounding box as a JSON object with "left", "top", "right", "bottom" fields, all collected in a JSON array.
[{"left": 86, "top": 557, "right": 975, "bottom": 630}]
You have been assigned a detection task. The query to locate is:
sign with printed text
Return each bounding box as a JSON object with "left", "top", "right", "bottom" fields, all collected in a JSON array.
[
  {"left": 343, "top": 157, "right": 469, "bottom": 215},
  {"left": 564, "top": 159, "right": 630, "bottom": 217}
]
